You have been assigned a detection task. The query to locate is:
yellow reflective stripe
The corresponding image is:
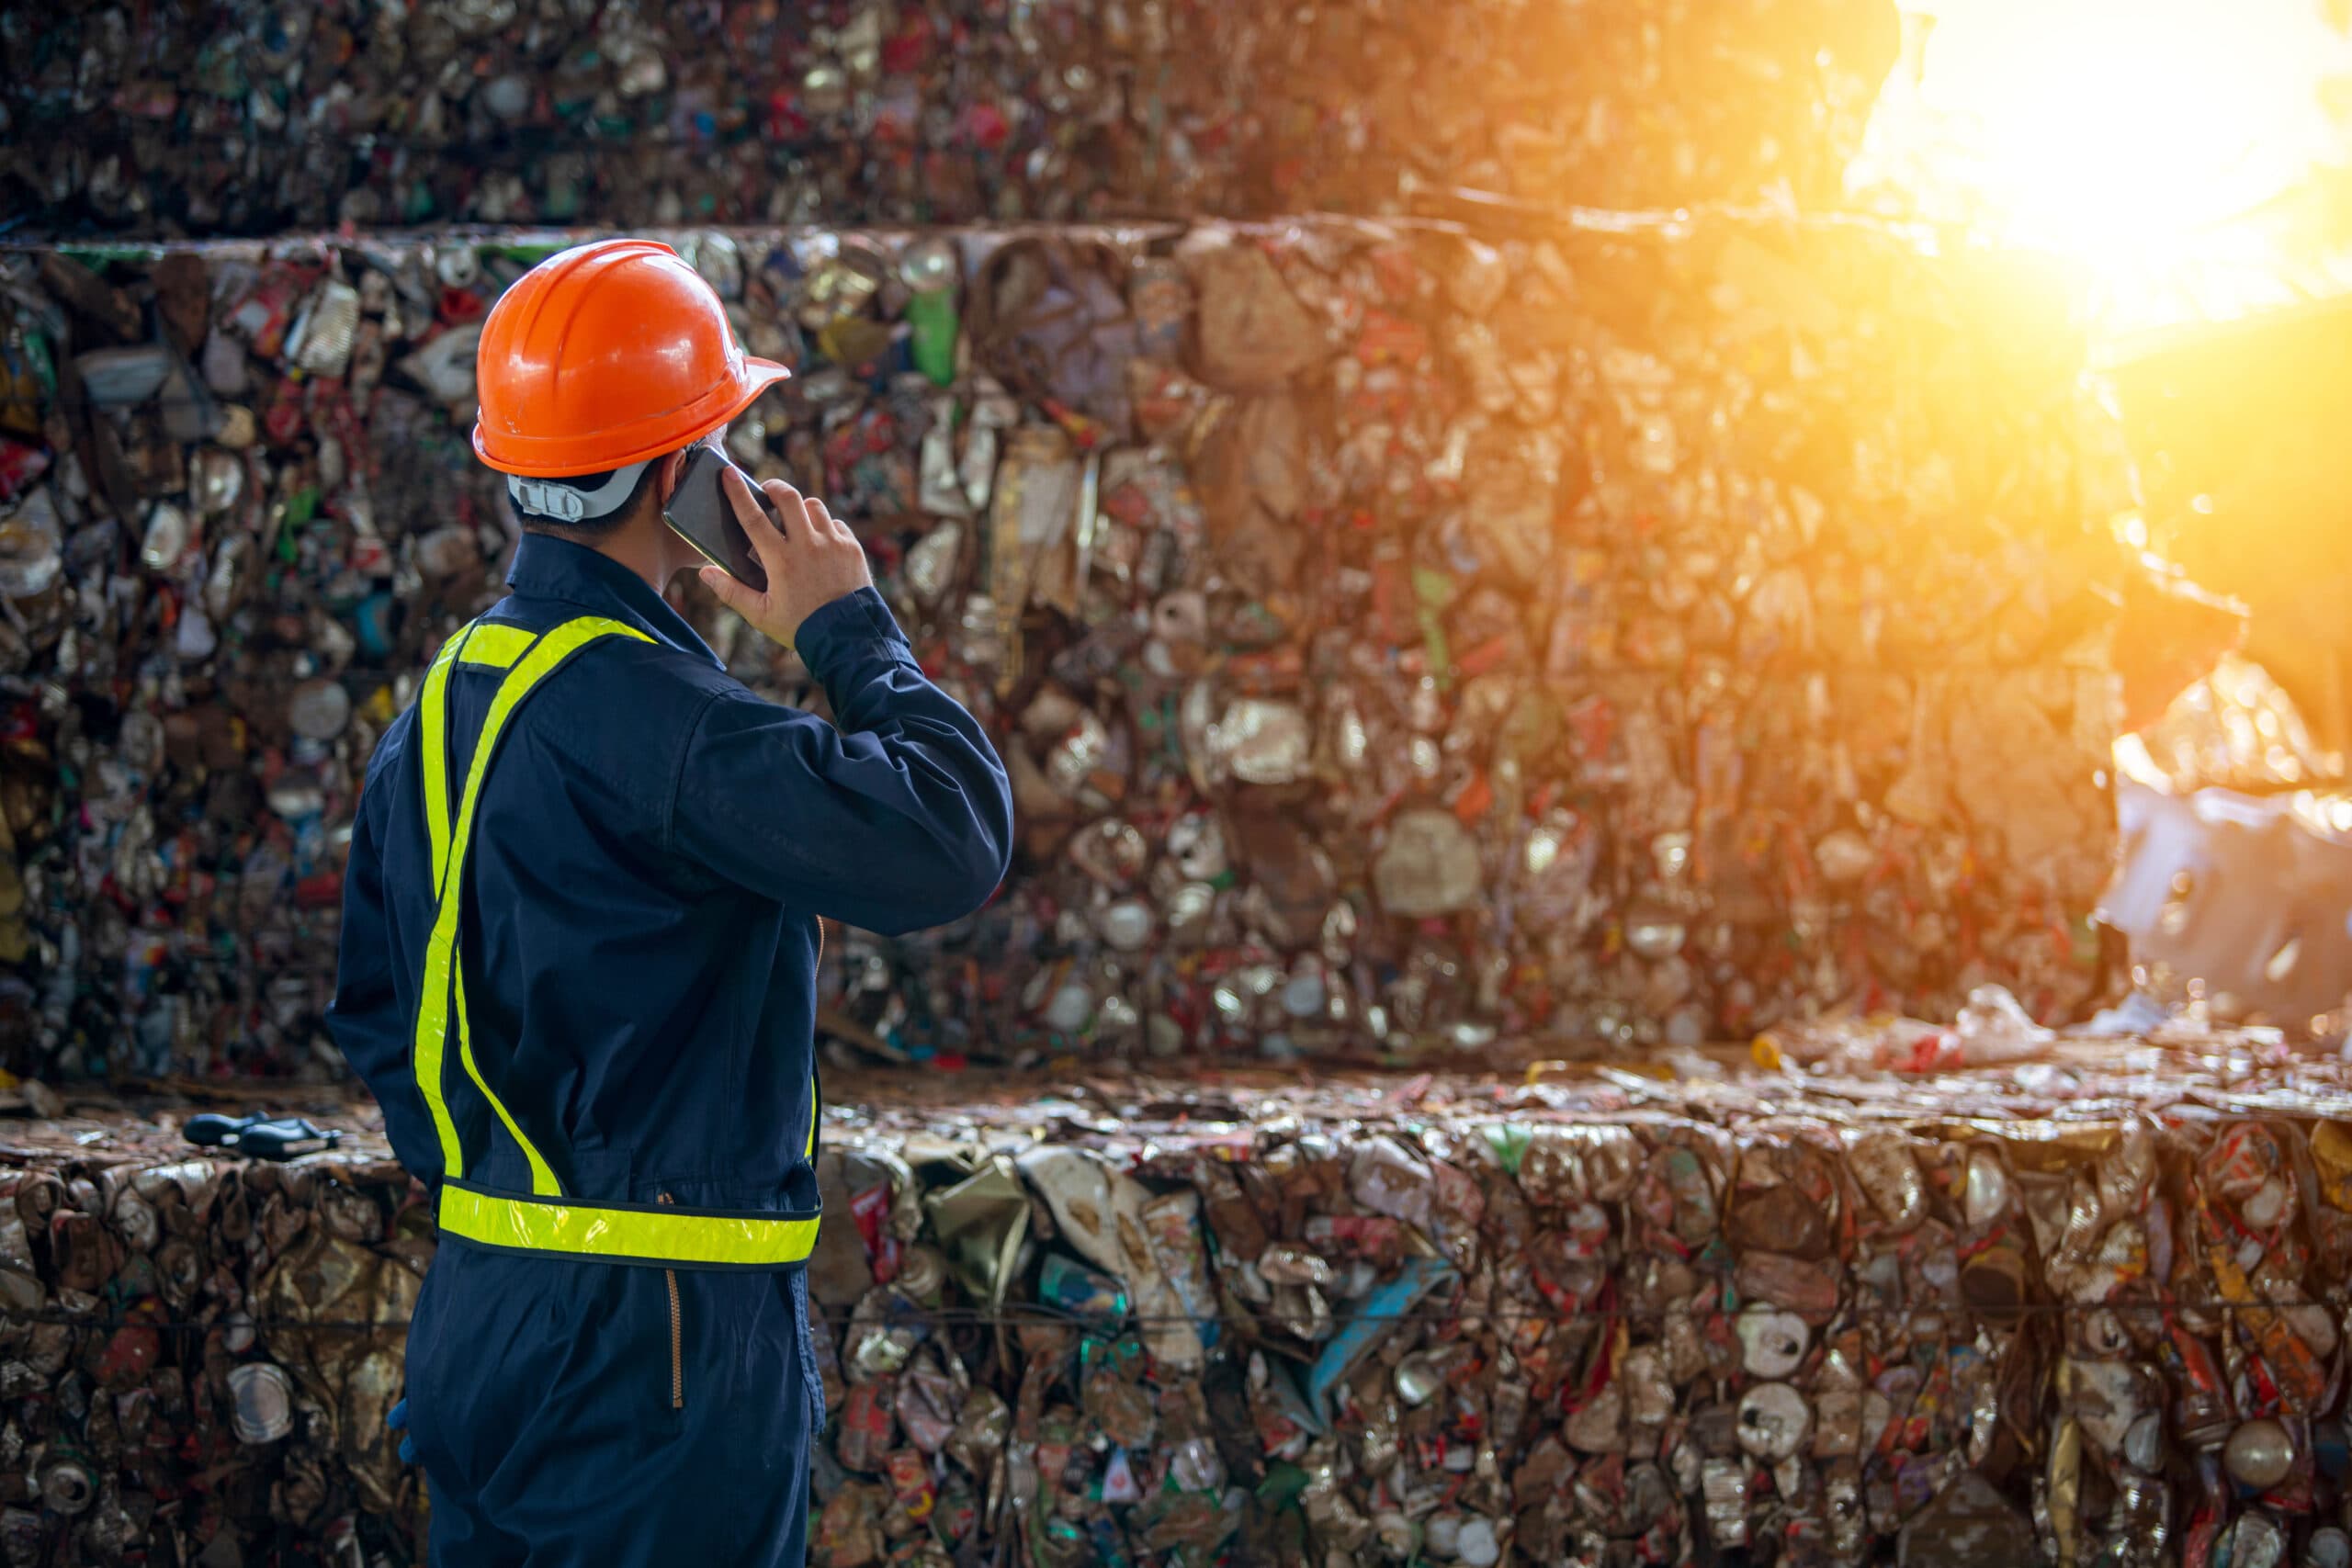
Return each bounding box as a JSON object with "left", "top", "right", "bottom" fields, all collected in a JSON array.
[
  {"left": 412, "top": 615, "right": 651, "bottom": 1187},
  {"left": 412, "top": 623, "right": 479, "bottom": 1179},
  {"left": 459, "top": 622, "right": 534, "bottom": 670},
  {"left": 439, "top": 1184, "right": 820, "bottom": 1269},
  {"left": 454, "top": 963, "right": 561, "bottom": 1196},
  {"left": 419, "top": 626, "right": 474, "bottom": 895}
]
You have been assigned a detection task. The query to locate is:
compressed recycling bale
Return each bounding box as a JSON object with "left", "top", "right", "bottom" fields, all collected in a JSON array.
[
  {"left": 0, "top": 1103, "right": 423, "bottom": 1566},
  {"left": 792, "top": 1054, "right": 2352, "bottom": 1568},
  {"left": 7, "top": 1044, "right": 2352, "bottom": 1564},
  {"left": 0, "top": 217, "right": 2138, "bottom": 1083},
  {"left": 3, "top": 1, "right": 1894, "bottom": 238}
]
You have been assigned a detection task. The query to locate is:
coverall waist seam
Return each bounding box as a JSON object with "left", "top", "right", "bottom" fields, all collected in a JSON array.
[{"left": 436, "top": 1230, "right": 817, "bottom": 1273}]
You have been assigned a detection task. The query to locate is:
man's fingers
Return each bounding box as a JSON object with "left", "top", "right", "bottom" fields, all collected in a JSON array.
[
  {"left": 805, "top": 493, "right": 856, "bottom": 547},
  {"left": 699, "top": 564, "right": 758, "bottom": 616},
  {"left": 754, "top": 477, "right": 808, "bottom": 545},
  {"left": 723, "top": 468, "right": 792, "bottom": 572},
  {"left": 721, "top": 465, "right": 775, "bottom": 532}
]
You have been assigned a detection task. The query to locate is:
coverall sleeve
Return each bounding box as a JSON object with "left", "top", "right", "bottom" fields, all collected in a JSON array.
[
  {"left": 325, "top": 712, "right": 442, "bottom": 1186},
  {"left": 667, "top": 586, "right": 1013, "bottom": 935}
]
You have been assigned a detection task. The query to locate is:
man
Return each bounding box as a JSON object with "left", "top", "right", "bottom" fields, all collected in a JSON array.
[{"left": 328, "top": 239, "right": 1012, "bottom": 1566}]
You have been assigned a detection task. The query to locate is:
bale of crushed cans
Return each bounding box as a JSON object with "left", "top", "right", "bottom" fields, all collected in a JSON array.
[
  {"left": 3, "top": 0, "right": 1898, "bottom": 237},
  {"left": 12, "top": 1044, "right": 2352, "bottom": 1568},
  {"left": 0, "top": 214, "right": 2133, "bottom": 1081},
  {"left": 0, "top": 1095, "right": 421, "bottom": 1567}
]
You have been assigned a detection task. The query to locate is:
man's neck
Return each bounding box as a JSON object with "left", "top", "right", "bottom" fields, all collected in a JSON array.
[{"left": 571, "top": 518, "right": 686, "bottom": 596}]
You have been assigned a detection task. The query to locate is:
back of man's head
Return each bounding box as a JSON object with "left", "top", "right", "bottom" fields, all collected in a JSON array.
[{"left": 505, "top": 453, "right": 669, "bottom": 541}]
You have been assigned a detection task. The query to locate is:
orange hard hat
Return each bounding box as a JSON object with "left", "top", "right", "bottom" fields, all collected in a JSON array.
[{"left": 470, "top": 239, "right": 789, "bottom": 478}]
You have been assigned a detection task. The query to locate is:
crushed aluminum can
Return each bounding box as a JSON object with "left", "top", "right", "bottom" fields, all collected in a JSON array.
[
  {"left": 1372, "top": 808, "right": 1483, "bottom": 919},
  {"left": 1702, "top": 1458, "right": 1749, "bottom": 1548},
  {"left": 2226, "top": 1418, "right": 2298, "bottom": 1491},
  {"left": 1899, "top": 1471, "right": 2038, "bottom": 1568},
  {"left": 227, "top": 1360, "right": 295, "bottom": 1443},
  {"left": 1735, "top": 1305, "right": 1810, "bottom": 1380},
  {"left": 1036, "top": 1253, "right": 1126, "bottom": 1322},
  {"left": 36, "top": 1447, "right": 97, "bottom": 1515},
  {"left": 1736, "top": 1382, "right": 1812, "bottom": 1462},
  {"left": 1209, "top": 698, "right": 1313, "bottom": 786},
  {"left": 0, "top": 485, "right": 63, "bottom": 598},
  {"left": 139, "top": 502, "right": 191, "bottom": 573},
  {"left": 1849, "top": 1134, "right": 1927, "bottom": 1232},
  {"left": 290, "top": 282, "right": 363, "bottom": 378},
  {"left": 288, "top": 679, "right": 353, "bottom": 742},
  {"left": 2233, "top": 1512, "right": 2290, "bottom": 1568}
]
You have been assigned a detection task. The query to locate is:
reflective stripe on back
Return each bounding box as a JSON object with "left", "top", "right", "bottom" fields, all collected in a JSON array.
[
  {"left": 411, "top": 615, "right": 651, "bottom": 1190},
  {"left": 413, "top": 625, "right": 475, "bottom": 1177},
  {"left": 419, "top": 629, "right": 469, "bottom": 896},
  {"left": 459, "top": 622, "right": 536, "bottom": 670},
  {"left": 439, "top": 1182, "right": 820, "bottom": 1269},
  {"left": 452, "top": 962, "right": 560, "bottom": 1196}
]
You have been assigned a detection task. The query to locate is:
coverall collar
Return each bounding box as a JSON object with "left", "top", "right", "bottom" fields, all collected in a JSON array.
[{"left": 503, "top": 532, "right": 724, "bottom": 669}]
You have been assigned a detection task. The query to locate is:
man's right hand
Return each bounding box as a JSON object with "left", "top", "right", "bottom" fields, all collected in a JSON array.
[
  {"left": 389, "top": 1396, "right": 416, "bottom": 1464},
  {"left": 700, "top": 468, "right": 876, "bottom": 653}
]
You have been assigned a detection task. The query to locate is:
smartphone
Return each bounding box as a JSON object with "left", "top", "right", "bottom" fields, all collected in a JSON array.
[{"left": 662, "top": 444, "right": 772, "bottom": 592}]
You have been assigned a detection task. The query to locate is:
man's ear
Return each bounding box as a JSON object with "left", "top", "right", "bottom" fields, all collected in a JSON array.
[{"left": 658, "top": 446, "right": 694, "bottom": 510}]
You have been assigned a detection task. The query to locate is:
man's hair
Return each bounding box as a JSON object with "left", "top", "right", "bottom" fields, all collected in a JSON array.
[{"left": 510, "top": 461, "right": 663, "bottom": 538}]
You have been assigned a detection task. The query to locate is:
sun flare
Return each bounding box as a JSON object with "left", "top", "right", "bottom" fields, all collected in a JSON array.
[{"left": 1853, "top": 0, "right": 2352, "bottom": 330}]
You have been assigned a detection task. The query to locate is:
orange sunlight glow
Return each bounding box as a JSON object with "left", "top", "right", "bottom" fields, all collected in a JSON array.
[{"left": 1850, "top": 0, "right": 2352, "bottom": 332}]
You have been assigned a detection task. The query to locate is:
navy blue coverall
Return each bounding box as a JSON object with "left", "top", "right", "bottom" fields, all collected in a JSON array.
[{"left": 328, "top": 534, "right": 1011, "bottom": 1566}]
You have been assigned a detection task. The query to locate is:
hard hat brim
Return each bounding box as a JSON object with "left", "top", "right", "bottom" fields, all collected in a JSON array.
[{"left": 470, "top": 357, "right": 793, "bottom": 479}]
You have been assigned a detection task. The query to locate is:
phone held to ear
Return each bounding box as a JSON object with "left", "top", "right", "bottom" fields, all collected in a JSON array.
[{"left": 662, "top": 444, "right": 773, "bottom": 593}]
